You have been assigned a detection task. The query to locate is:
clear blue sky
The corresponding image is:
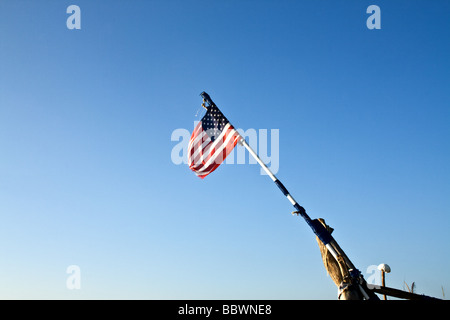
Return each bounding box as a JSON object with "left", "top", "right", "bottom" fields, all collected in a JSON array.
[{"left": 0, "top": 0, "right": 449, "bottom": 299}]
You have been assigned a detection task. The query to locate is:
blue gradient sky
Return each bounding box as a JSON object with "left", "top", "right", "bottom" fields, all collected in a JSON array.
[{"left": 1, "top": 0, "right": 449, "bottom": 299}]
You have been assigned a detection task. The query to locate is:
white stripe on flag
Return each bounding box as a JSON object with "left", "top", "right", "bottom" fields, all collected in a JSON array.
[
  {"left": 191, "top": 123, "right": 231, "bottom": 167},
  {"left": 196, "top": 125, "right": 238, "bottom": 173}
]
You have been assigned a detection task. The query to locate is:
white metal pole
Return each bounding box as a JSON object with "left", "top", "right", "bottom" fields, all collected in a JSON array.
[{"left": 239, "top": 137, "right": 342, "bottom": 260}]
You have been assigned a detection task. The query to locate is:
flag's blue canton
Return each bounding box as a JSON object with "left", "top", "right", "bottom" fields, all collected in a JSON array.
[{"left": 201, "top": 105, "right": 229, "bottom": 142}]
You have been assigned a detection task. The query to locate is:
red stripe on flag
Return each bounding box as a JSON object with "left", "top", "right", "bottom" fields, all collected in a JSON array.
[{"left": 188, "top": 123, "right": 240, "bottom": 178}]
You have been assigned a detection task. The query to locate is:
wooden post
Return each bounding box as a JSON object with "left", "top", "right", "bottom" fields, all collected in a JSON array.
[
  {"left": 378, "top": 263, "right": 390, "bottom": 300},
  {"left": 381, "top": 271, "right": 386, "bottom": 300},
  {"left": 315, "top": 218, "right": 363, "bottom": 300}
]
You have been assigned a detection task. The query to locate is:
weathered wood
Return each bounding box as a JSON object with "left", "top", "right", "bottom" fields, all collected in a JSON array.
[
  {"left": 315, "top": 218, "right": 362, "bottom": 300},
  {"left": 367, "top": 284, "right": 441, "bottom": 300},
  {"left": 315, "top": 219, "right": 341, "bottom": 286}
]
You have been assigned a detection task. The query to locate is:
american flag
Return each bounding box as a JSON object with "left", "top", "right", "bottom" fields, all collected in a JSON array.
[{"left": 188, "top": 105, "right": 241, "bottom": 179}]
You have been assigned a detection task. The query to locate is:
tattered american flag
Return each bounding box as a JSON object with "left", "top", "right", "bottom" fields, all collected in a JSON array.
[{"left": 188, "top": 105, "right": 241, "bottom": 179}]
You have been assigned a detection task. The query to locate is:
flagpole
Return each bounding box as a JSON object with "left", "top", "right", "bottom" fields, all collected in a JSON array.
[
  {"left": 239, "top": 138, "right": 340, "bottom": 257},
  {"left": 240, "top": 136, "right": 378, "bottom": 300},
  {"left": 199, "top": 92, "right": 378, "bottom": 299}
]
